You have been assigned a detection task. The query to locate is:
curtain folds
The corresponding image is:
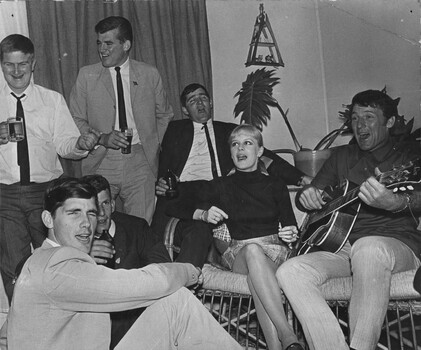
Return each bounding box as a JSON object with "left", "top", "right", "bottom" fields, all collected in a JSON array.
[{"left": 26, "top": 0, "right": 212, "bottom": 120}]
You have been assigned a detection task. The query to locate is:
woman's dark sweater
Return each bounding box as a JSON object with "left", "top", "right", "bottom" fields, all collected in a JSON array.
[{"left": 166, "top": 170, "right": 297, "bottom": 240}]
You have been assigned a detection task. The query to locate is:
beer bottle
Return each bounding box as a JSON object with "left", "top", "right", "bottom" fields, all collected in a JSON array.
[
  {"left": 164, "top": 169, "right": 179, "bottom": 199},
  {"left": 96, "top": 229, "right": 115, "bottom": 269}
]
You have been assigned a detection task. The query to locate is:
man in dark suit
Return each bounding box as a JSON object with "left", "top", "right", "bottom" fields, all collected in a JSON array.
[
  {"left": 83, "top": 174, "right": 157, "bottom": 349},
  {"left": 150, "top": 83, "right": 310, "bottom": 267}
]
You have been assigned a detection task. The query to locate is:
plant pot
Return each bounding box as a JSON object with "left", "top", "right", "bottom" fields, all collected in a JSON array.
[{"left": 293, "top": 149, "right": 332, "bottom": 177}]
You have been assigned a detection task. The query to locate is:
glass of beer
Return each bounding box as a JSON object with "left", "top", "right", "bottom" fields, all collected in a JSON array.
[
  {"left": 121, "top": 128, "right": 133, "bottom": 154},
  {"left": 7, "top": 117, "right": 25, "bottom": 142}
]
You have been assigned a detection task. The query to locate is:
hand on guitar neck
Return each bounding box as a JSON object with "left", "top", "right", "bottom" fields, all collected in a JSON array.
[{"left": 358, "top": 168, "right": 410, "bottom": 212}]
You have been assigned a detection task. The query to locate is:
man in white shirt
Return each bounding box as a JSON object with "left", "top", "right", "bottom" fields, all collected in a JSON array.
[
  {"left": 0, "top": 34, "right": 99, "bottom": 303},
  {"left": 70, "top": 16, "right": 173, "bottom": 224},
  {"left": 7, "top": 177, "right": 242, "bottom": 350}
]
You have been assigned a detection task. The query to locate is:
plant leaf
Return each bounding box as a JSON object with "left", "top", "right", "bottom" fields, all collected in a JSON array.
[{"left": 233, "top": 68, "right": 280, "bottom": 130}]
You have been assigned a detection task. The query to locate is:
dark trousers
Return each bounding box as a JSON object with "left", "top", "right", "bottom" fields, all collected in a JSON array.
[
  {"left": 0, "top": 182, "right": 49, "bottom": 303},
  {"left": 148, "top": 220, "right": 213, "bottom": 268}
]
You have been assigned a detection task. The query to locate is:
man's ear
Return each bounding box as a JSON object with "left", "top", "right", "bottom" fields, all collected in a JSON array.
[
  {"left": 42, "top": 210, "right": 54, "bottom": 229},
  {"left": 111, "top": 199, "right": 116, "bottom": 214},
  {"left": 386, "top": 116, "right": 396, "bottom": 129},
  {"left": 123, "top": 40, "right": 131, "bottom": 52},
  {"left": 31, "top": 58, "right": 37, "bottom": 72},
  {"left": 181, "top": 106, "right": 189, "bottom": 117}
]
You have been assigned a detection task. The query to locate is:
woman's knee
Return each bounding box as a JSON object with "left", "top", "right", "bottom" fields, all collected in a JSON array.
[{"left": 241, "top": 243, "right": 265, "bottom": 259}]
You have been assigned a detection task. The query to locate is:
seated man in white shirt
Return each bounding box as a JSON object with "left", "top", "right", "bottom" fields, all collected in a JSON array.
[{"left": 7, "top": 177, "right": 242, "bottom": 350}]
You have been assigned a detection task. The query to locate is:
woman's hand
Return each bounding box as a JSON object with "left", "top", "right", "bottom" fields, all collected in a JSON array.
[
  {"left": 201, "top": 206, "right": 228, "bottom": 225},
  {"left": 278, "top": 225, "right": 299, "bottom": 244}
]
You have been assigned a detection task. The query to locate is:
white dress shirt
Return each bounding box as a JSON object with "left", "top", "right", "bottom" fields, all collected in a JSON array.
[
  {"left": 109, "top": 58, "right": 140, "bottom": 145},
  {"left": 179, "top": 119, "right": 222, "bottom": 182},
  {"left": 0, "top": 82, "right": 86, "bottom": 184}
]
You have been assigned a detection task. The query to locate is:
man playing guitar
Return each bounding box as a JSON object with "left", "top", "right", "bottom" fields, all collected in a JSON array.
[{"left": 276, "top": 90, "right": 421, "bottom": 350}]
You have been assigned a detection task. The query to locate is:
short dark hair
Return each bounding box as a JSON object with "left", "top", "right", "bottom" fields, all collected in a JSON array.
[
  {"left": 44, "top": 178, "right": 97, "bottom": 217},
  {"left": 95, "top": 16, "right": 133, "bottom": 44},
  {"left": 82, "top": 174, "right": 111, "bottom": 195},
  {"left": 0, "top": 34, "right": 34, "bottom": 61},
  {"left": 351, "top": 90, "right": 398, "bottom": 121},
  {"left": 180, "top": 83, "right": 210, "bottom": 107}
]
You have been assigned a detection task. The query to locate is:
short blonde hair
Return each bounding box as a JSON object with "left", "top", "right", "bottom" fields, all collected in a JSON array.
[{"left": 228, "top": 124, "right": 263, "bottom": 147}]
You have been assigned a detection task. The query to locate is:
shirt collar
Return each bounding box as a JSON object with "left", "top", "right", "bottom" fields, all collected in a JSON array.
[
  {"left": 193, "top": 118, "right": 213, "bottom": 130},
  {"left": 109, "top": 57, "right": 130, "bottom": 74},
  {"left": 46, "top": 238, "right": 60, "bottom": 247},
  {"left": 4, "top": 81, "right": 33, "bottom": 99},
  {"left": 358, "top": 136, "right": 395, "bottom": 163},
  {"left": 109, "top": 219, "right": 116, "bottom": 238}
]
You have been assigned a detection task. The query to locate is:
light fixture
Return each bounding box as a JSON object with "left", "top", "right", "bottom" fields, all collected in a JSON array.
[{"left": 245, "top": 3, "right": 284, "bottom": 67}]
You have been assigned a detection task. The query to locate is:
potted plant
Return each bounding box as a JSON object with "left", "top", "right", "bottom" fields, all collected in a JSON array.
[
  {"left": 234, "top": 72, "right": 419, "bottom": 176},
  {"left": 233, "top": 67, "right": 335, "bottom": 176}
]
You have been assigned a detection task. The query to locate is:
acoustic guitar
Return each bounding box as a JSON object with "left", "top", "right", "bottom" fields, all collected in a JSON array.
[{"left": 297, "top": 158, "right": 421, "bottom": 255}]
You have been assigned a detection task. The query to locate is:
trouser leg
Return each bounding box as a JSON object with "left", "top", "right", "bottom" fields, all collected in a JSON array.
[
  {"left": 276, "top": 245, "right": 352, "bottom": 350},
  {"left": 115, "top": 287, "right": 242, "bottom": 350},
  {"left": 349, "top": 236, "right": 421, "bottom": 350},
  {"left": 0, "top": 183, "right": 46, "bottom": 303},
  {"left": 120, "top": 145, "right": 156, "bottom": 224},
  {"left": 96, "top": 145, "right": 156, "bottom": 224},
  {"left": 174, "top": 220, "right": 213, "bottom": 267}
]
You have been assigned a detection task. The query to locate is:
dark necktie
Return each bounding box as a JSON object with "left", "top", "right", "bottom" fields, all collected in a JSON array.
[
  {"left": 11, "top": 93, "right": 30, "bottom": 185},
  {"left": 115, "top": 67, "right": 128, "bottom": 131},
  {"left": 202, "top": 123, "right": 218, "bottom": 179}
]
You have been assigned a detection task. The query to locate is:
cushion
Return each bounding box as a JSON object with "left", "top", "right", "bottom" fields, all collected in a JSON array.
[{"left": 202, "top": 264, "right": 421, "bottom": 301}]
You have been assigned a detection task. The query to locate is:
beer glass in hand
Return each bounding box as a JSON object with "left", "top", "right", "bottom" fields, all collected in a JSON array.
[{"left": 121, "top": 128, "right": 133, "bottom": 154}]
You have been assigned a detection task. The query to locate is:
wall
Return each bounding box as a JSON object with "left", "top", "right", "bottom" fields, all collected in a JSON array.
[
  {"left": 207, "top": 0, "right": 420, "bottom": 158},
  {"left": 0, "top": 1, "right": 28, "bottom": 87},
  {"left": 0, "top": 0, "right": 419, "bottom": 154}
]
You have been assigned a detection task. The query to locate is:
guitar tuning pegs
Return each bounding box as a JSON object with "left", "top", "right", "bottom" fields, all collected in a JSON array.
[{"left": 407, "top": 185, "right": 414, "bottom": 190}]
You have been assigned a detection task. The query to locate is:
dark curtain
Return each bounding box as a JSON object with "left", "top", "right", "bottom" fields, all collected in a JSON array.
[
  {"left": 26, "top": 0, "right": 212, "bottom": 177},
  {"left": 26, "top": 0, "right": 212, "bottom": 120}
]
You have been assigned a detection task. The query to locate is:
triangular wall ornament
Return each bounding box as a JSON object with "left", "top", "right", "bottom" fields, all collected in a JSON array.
[{"left": 245, "top": 3, "right": 284, "bottom": 67}]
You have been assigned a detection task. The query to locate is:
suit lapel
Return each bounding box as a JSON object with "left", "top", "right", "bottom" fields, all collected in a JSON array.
[
  {"left": 213, "top": 122, "right": 234, "bottom": 175},
  {"left": 99, "top": 67, "right": 115, "bottom": 102},
  {"left": 178, "top": 121, "right": 194, "bottom": 173},
  {"left": 129, "top": 59, "right": 140, "bottom": 103}
]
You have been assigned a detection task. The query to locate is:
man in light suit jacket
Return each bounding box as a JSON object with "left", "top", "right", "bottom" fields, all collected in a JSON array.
[
  {"left": 70, "top": 16, "right": 173, "bottom": 224},
  {"left": 84, "top": 174, "right": 157, "bottom": 349},
  {"left": 7, "top": 177, "right": 242, "bottom": 350},
  {"left": 150, "top": 83, "right": 310, "bottom": 267}
]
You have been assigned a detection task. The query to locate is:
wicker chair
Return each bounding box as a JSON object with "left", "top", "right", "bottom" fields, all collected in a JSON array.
[{"left": 164, "top": 217, "right": 421, "bottom": 349}]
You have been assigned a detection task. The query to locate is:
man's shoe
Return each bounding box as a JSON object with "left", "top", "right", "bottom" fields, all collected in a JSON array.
[{"left": 285, "top": 343, "right": 305, "bottom": 350}]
